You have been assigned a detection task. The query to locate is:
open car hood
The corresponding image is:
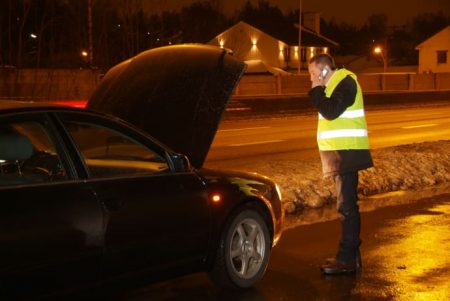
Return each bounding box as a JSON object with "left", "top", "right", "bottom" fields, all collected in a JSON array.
[{"left": 88, "top": 45, "right": 246, "bottom": 168}]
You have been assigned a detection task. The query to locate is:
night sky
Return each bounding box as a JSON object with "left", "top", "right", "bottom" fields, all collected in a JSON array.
[{"left": 143, "top": 0, "right": 450, "bottom": 25}]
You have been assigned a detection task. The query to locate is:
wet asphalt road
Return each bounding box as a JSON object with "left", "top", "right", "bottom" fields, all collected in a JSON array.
[
  {"left": 117, "top": 194, "right": 450, "bottom": 301},
  {"left": 206, "top": 104, "right": 450, "bottom": 168}
]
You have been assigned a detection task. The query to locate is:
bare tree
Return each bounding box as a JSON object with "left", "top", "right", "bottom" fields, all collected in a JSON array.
[{"left": 17, "top": 0, "right": 32, "bottom": 68}]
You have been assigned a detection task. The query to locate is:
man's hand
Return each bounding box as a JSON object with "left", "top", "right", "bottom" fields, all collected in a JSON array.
[{"left": 311, "top": 76, "right": 324, "bottom": 88}]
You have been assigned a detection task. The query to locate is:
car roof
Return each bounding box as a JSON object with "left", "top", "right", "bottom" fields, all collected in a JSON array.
[
  {"left": 0, "top": 99, "right": 134, "bottom": 129},
  {"left": 0, "top": 100, "right": 85, "bottom": 113},
  {"left": 0, "top": 100, "right": 100, "bottom": 119},
  {"left": 0, "top": 99, "right": 177, "bottom": 156}
]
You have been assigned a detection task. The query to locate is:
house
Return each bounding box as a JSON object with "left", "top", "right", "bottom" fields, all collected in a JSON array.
[
  {"left": 334, "top": 55, "right": 382, "bottom": 73},
  {"left": 208, "top": 15, "right": 338, "bottom": 73},
  {"left": 334, "top": 55, "right": 417, "bottom": 74},
  {"left": 416, "top": 25, "right": 450, "bottom": 73}
]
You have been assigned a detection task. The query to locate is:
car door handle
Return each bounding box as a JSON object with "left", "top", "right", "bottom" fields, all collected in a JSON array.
[{"left": 101, "top": 197, "right": 125, "bottom": 211}]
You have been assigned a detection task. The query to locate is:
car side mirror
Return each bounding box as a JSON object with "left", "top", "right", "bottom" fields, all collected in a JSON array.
[{"left": 170, "top": 153, "right": 192, "bottom": 172}]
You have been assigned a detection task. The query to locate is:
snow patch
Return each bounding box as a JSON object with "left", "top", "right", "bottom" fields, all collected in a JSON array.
[{"left": 222, "top": 141, "right": 450, "bottom": 215}]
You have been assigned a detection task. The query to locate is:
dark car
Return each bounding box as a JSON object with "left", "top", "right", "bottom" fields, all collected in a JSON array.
[{"left": 0, "top": 45, "right": 283, "bottom": 299}]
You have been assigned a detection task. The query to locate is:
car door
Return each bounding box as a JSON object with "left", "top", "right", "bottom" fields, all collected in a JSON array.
[
  {"left": 57, "top": 112, "right": 211, "bottom": 275},
  {"left": 0, "top": 113, "right": 104, "bottom": 298}
]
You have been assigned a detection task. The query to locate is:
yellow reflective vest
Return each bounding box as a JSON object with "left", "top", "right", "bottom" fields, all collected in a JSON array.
[{"left": 317, "top": 69, "right": 370, "bottom": 151}]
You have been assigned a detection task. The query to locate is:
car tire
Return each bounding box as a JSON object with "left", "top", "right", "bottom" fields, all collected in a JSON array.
[{"left": 208, "top": 208, "right": 271, "bottom": 289}]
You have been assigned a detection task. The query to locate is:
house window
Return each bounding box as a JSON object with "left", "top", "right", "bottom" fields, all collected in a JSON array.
[
  {"left": 283, "top": 47, "right": 290, "bottom": 62},
  {"left": 437, "top": 51, "right": 447, "bottom": 64},
  {"left": 301, "top": 47, "right": 306, "bottom": 62}
]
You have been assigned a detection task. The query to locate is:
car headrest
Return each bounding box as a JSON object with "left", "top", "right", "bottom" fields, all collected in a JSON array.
[{"left": 0, "top": 133, "right": 33, "bottom": 161}]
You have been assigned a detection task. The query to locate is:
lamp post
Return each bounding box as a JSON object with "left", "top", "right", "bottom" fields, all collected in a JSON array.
[
  {"left": 373, "top": 46, "right": 387, "bottom": 73},
  {"left": 374, "top": 46, "right": 388, "bottom": 90},
  {"left": 297, "top": 0, "right": 302, "bottom": 74}
]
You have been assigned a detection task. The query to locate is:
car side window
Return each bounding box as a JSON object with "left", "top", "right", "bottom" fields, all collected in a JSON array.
[
  {"left": 64, "top": 121, "right": 169, "bottom": 178},
  {"left": 0, "top": 121, "right": 67, "bottom": 186}
]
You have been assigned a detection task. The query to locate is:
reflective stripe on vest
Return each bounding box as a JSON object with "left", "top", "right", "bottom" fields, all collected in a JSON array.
[
  {"left": 317, "top": 68, "right": 370, "bottom": 151},
  {"left": 318, "top": 109, "right": 365, "bottom": 120},
  {"left": 317, "top": 129, "right": 368, "bottom": 140}
]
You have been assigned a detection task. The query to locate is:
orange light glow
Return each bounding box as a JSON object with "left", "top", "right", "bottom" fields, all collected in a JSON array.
[
  {"left": 211, "top": 194, "right": 221, "bottom": 203},
  {"left": 309, "top": 47, "right": 315, "bottom": 58}
]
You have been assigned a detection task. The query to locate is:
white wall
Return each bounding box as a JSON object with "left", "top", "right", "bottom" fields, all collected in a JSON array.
[
  {"left": 209, "top": 22, "right": 330, "bottom": 71},
  {"left": 209, "top": 22, "right": 288, "bottom": 69},
  {"left": 418, "top": 27, "right": 450, "bottom": 73}
]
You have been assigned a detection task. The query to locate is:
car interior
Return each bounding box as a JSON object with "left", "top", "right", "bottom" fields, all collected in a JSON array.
[{"left": 0, "top": 123, "right": 67, "bottom": 186}]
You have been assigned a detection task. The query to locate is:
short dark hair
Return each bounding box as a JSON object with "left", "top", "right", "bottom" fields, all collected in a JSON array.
[{"left": 309, "top": 53, "right": 336, "bottom": 70}]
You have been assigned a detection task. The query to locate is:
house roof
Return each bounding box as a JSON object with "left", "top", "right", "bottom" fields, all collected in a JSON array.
[
  {"left": 215, "top": 21, "right": 338, "bottom": 48},
  {"left": 244, "top": 59, "right": 290, "bottom": 75},
  {"left": 415, "top": 25, "right": 450, "bottom": 50}
]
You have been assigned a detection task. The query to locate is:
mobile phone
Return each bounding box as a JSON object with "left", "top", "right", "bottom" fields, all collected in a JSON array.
[{"left": 319, "top": 68, "right": 329, "bottom": 80}]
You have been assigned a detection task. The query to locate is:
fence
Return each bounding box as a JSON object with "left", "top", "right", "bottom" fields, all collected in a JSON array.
[
  {"left": 0, "top": 68, "right": 102, "bottom": 101},
  {"left": 1, "top": 68, "right": 450, "bottom": 101},
  {"left": 234, "top": 73, "right": 450, "bottom": 96}
]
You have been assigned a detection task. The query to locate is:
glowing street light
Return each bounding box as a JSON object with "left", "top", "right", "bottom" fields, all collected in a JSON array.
[
  {"left": 81, "top": 50, "right": 89, "bottom": 58},
  {"left": 373, "top": 46, "right": 387, "bottom": 73},
  {"left": 30, "top": 33, "right": 37, "bottom": 39}
]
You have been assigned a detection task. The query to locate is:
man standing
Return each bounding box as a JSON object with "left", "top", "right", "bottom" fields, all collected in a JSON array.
[{"left": 308, "top": 54, "right": 373, "bottom": 275}]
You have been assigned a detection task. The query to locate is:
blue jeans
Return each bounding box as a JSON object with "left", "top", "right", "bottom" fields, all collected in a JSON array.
[{"left": 333, "top": 172, "right": 361, "bottom": 263}]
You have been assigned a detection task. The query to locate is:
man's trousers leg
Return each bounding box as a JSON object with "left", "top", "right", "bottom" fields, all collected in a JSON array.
[{"left": 333, "top": 172, "right": 361, "bottom": 263}]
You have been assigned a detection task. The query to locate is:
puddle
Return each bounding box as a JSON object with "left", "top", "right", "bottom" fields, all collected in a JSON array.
[{"left": 283, "top": 183, "right": 450, "bottom": 230}]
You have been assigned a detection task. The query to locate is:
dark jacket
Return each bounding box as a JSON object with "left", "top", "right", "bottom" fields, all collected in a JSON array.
[{"left": 309, "top": 74, "right": 373, "bottom": 177}]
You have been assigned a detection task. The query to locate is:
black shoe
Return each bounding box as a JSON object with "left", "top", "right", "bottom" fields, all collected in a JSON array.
[
  {"left": 325, "top": 256, "right": 362, "bottom": 270},
  {"left": 321, "top": 258, "right": 361, "bottom": 275}
]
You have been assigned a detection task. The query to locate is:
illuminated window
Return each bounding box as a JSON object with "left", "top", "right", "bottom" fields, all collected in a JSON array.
[{"left": 437, "top": 51, "right": 447, "bottom": 64}]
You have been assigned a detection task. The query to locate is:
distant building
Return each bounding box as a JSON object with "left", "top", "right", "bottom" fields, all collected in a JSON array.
[
  {"left": 334, "top": 55, "right": 382, "bottom": 73},
  {"left": 208, "top": 16, "right": 338, "bottom": 72},
  {"left": 334, "top": 55, "right": 417, "bottom": 74},
  {"left": 416, "top": 25, "right": 450, "bottom": 73}
]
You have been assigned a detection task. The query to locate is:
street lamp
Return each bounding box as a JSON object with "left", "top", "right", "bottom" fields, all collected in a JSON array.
[
  {"left": 373, "top": 46, "right": 387, "bottom": 73},
  {"left": 297, "top": 0, "right": 302, "bottom": 74},
  {"left": 374, "top": 46, "right": 388, "bottom": 91}
]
